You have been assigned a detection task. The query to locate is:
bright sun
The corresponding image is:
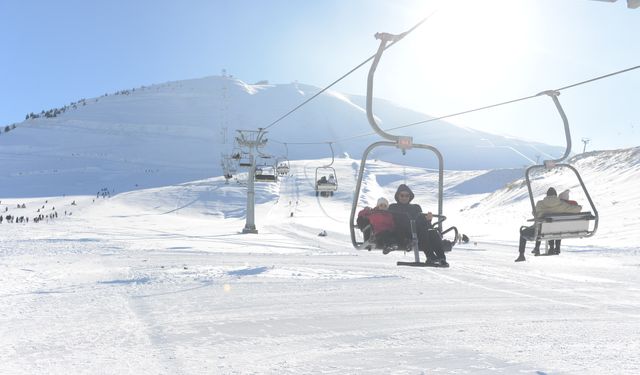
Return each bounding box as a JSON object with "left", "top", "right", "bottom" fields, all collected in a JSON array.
[{"left": 390, "top": 0, "right": 538, "bottom": 108}]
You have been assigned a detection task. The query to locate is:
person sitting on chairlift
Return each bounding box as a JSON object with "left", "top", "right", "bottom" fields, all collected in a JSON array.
[
  {"left": 538, "top": 189, "right": 579, "bottom": 255},
  {"left": 357, "top": 197, "right": 401, "bottom": 249},
  {"left": 388, "top": 184, "right": 449, "bottom": 267},
  {"left": 515, "top": 187, "right": 582, "bottom": 262},
  {"left": 327, "top": 174, "right": 336, "bottom": 185}
]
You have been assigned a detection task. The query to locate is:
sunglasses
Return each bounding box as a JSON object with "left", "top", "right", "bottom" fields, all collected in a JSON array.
[{"left": 398, "top": 193, "right": 411, "bottom": 198}]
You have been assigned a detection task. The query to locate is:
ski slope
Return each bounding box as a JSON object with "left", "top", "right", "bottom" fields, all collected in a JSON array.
[{"left": 1, "top": 154, "right": 639, "bottom": 374}]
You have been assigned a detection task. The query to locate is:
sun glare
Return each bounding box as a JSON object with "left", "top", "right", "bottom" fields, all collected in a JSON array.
[
  {"left": 439, "top": 1, "right": 534, "bottom": 86},
  {"left": 395, "top": 0, "right": 538, "bottom": 106}
]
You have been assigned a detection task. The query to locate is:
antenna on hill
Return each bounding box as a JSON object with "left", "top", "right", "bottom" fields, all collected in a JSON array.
[
  {"left": 581, "top": 137, "right": 590, "bottom": 153},
  {"left": 219, "top": 71, "right": 229, "bottom": 145},
  {"left": 235, "top": 128, "right": 268, "bottom": 234}
]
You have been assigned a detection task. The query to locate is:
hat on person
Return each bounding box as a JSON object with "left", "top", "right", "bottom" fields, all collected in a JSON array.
[
  {"left": 376, "top": 197, "right": 389, "bottom": 207},
  {"left": 546, "top": 187, "right": 557, "bottom": 197},
  {"left": 559, "top": 189, "right": 570, "bottom": 200},
  {"left": 394, "top": 184, "right": 415, "bottom": 202}
]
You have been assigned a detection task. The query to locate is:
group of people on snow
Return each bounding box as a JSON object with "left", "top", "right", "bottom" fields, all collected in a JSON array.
[
  {"left": 97, "top": 188, "right": 112, "bottom": 199},
  {"left": 355, "top": 183, "right": 583, "bottom": 267},
  {"left": 1, "top": 199, "right": 77, "bottom": 225},
  {"left": 2, "top": 211, "right": 61, "bottom": 224}
]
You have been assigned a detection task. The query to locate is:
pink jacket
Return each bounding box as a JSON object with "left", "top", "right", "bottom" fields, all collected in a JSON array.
[{"left": 358, "top": 207, "right": 395, "bottom": 234}]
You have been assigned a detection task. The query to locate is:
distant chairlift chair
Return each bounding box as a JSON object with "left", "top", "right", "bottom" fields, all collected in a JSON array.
[{"left": 314, "top": 143, "right": 338, "bottom": 197}]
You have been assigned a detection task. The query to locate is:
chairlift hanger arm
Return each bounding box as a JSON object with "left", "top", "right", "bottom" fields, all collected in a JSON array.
[
  {"left": 323, "top": 142, "right": 335, "bottom": 168},
  {"left": 536, "top": 90, "right": 571, "bottom": 165},
  {"left": 366, "top": 33, "right": 403, "bottom": 143}
]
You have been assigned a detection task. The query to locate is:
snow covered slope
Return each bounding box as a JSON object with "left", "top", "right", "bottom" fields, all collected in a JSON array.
[
  {"left": 0, "top": 75, "right": 566, "bottom": 198},
  {"left": 1, "top": 147, "right": 639, "bottom": 374}
]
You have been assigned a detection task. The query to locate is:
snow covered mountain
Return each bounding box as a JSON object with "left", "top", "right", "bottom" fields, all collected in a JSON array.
[
  {"left": 0, "top": 75, "right": 566, "bottom": 198},
  {"left": 3, "top": 143, "right": 640, "bottom": 374},
  {"left": 1, "top": 101, "right": 639, "bottom": 373}
]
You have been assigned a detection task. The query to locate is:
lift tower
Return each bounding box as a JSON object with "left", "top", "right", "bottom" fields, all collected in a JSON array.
[{"left": 235, "top": 129, "right": 268, "bottom": 234}]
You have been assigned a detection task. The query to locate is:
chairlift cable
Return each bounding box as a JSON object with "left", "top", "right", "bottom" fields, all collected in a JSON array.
[
  {"left": 261, "top": 12, "right": 438, "bottom": 131},
  {"left": 270, "top": 139, "right": 334, "bottom": 146},
  {"left": 384, "top": 64, "right": 640, "bottom": 134},
  {"left": 267, "top": 64, "right": 638, "bottom": 147},
  {"left": 335, "top": 63, "right": 640, "bottom": 143},
  {"left": 555, "top": 64, "right": 640, "bottom": 91}
]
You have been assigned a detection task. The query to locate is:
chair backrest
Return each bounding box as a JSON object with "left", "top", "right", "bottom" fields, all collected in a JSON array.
[{"left": 535, "top": 212, "right": 596, "bottom": 240}]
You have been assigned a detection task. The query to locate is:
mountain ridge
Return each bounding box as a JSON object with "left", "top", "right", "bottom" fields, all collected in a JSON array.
[{"left": 0, "top": 75, "right": 584, "bottom": 197}]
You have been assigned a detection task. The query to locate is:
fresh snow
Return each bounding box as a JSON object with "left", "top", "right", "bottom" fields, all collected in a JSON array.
[{"left": 2, "top": 148, "right": 640, "bottom": 374}]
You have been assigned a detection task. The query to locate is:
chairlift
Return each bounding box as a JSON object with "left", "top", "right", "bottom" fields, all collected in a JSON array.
[
  {"left": 254, "top": 154, "right": 278, "bottom": 182},
  {"left": 221, "top": 153, "right": 238, "bottom": 173},
  {"left": 522, "top": 91, "right": 599, "bottom": 255},
  {"left": 238, "top": 151, "right": 252, "bottom": 168},
  {"left": 220, "top": 154, "right": 237, "bottom": 184},
  {"left": 349, "top": 32, "right": 458, "bottom": 267},
  {"left": 276, "top": 160, "right": 290, "bottom": 176},
  {"left": 315, "top": 143, "right": 338, "bottom": 197},
  {"left": 276, "top": 143, "right": 291, "bottom": 176}
]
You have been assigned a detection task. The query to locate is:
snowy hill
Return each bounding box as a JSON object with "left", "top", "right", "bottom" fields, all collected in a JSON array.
[
  {"left": 4, "top": 145, "right": 633, "bottom": 247},
  {"left": 0, "top": 75, "right": 566, "bottom": 198},
  {"left": 116, "top": 146, "right": 640, "bottom": 248},
  {"left": 1, "top": 145, "right": 640, "bottom": 374},
  {"left": 2, "top": 74, "right": 639, "bottom": 374}
]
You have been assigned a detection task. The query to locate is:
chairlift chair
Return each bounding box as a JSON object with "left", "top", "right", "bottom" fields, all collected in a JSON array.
[
  {"left": 254, "top": 166, "right": 278, "bottom": 182},
  {"left": 522, "top": 91, "right": 599, "bottom": 255},
  {"left": 314, "top": 167, "right": 338, "bottom": 197},
  {"left": 276, "top": 143, "right": 291, "bottom": 176},
  {"left": 349, "top": 32, "right": 458, "bottom": 267},
  {"left": 276, "top": 158, "right": 290, "bottom": 176},
  {"left": 254, "top": 155, "right": 278, "bottom": 182},
  {"left": 314, "top": 143, "right": 338, "bottom": 197},
  {"left": 238, "top": 151, "right": 252, "bottom": 168}
]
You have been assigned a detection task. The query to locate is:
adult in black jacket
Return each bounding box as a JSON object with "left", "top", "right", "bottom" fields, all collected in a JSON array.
[{"left": 388, "top": 184, "right": 448, "bottom": 267}]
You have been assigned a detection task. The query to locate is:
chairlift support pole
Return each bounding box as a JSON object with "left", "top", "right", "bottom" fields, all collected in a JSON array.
[{"left": 235, "top": 128, "right": 268, "bottom": 234}]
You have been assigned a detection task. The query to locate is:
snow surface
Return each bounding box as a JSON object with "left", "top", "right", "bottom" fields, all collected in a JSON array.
[{"left": 2, "top": 147, "right": 640, "bottom": 374}]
